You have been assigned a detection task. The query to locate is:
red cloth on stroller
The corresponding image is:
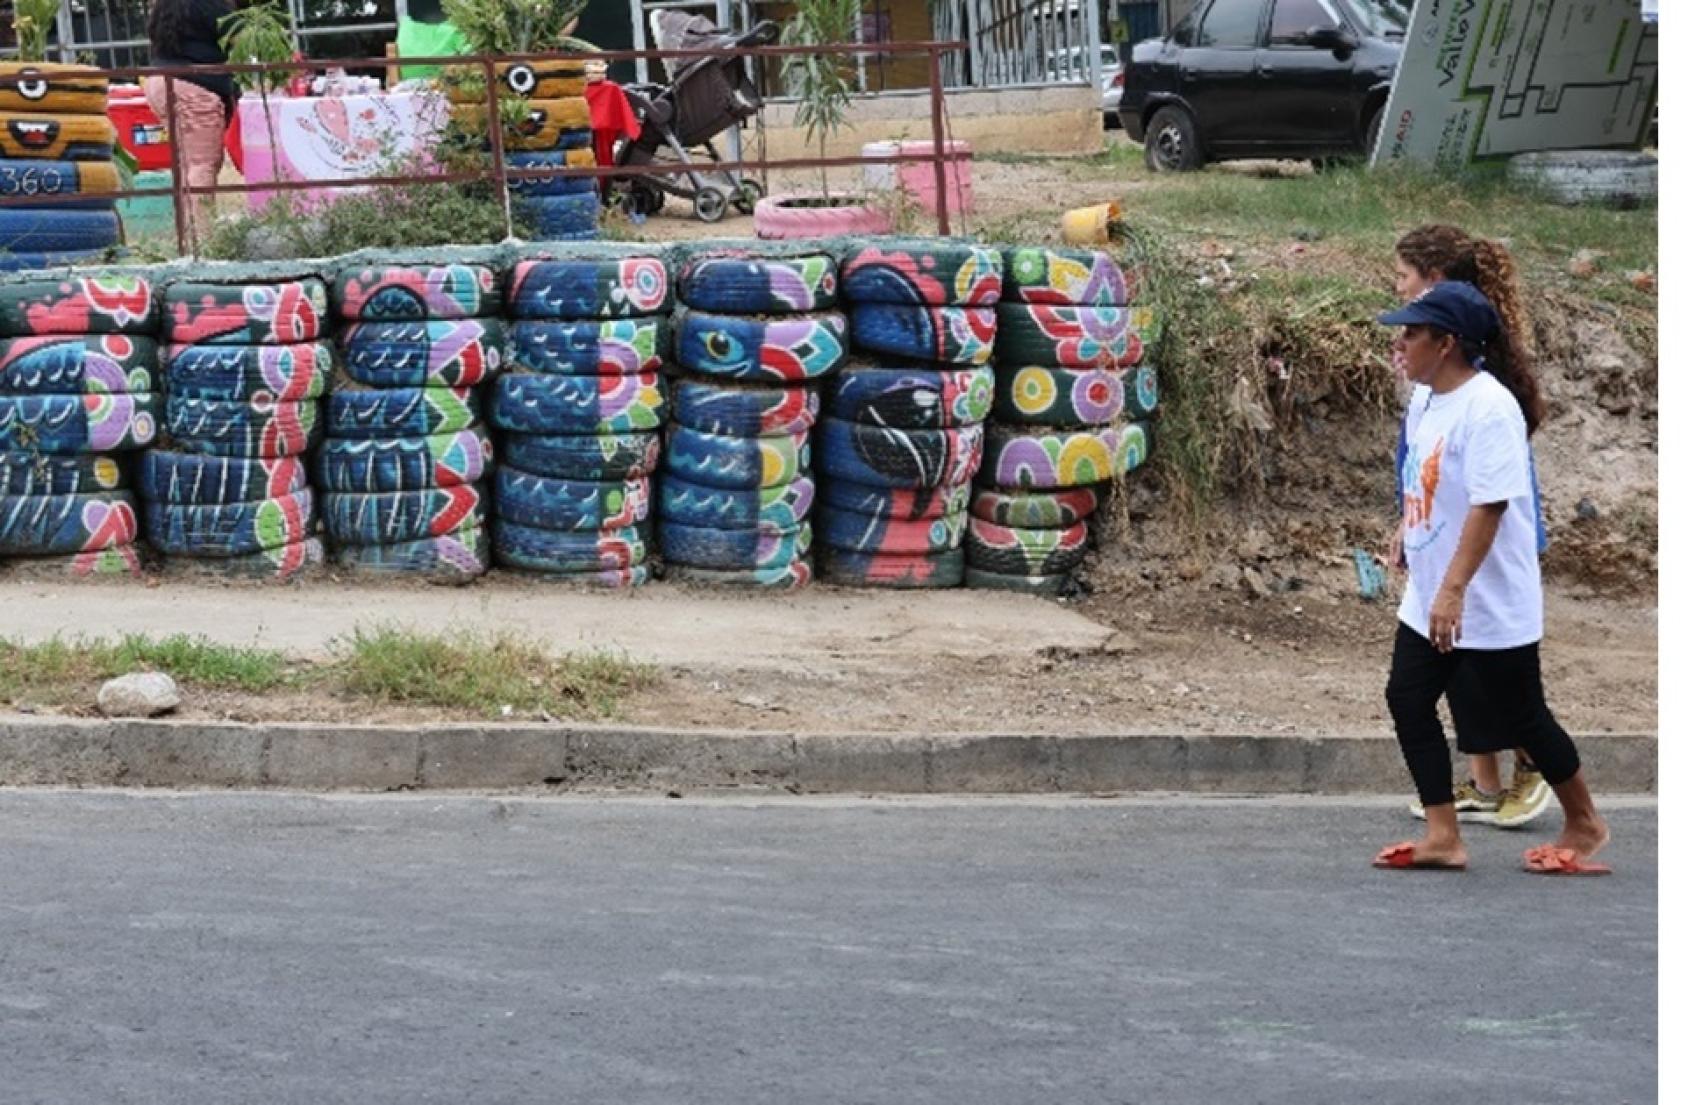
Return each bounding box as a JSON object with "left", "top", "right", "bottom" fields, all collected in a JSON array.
[{"left": 586, "top": 80, "right": 640, "bottom": 198}]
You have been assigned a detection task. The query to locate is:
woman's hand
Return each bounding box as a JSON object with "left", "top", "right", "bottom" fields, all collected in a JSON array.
[{"left": 1428, "top": 585, "right": 1464, "bottom": 652}]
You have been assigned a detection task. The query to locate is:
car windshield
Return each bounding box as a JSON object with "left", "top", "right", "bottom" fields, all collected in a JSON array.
[{"left": 1341, "top": 0, "right": 1409, "bottom": 36}]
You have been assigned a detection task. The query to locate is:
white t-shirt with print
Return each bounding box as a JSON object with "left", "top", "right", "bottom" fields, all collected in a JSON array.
[{"left": 1398, "top": 371, "right": 1542, "bottom": 649}]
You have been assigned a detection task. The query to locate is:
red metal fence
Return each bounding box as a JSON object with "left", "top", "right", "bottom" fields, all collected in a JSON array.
[{"left": 1, "top": 39, "right": 970, "bottom": 257}]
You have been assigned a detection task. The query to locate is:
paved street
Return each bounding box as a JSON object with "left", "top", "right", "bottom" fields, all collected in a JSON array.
[{"left": 0, "top": 791, "right": 1656, "bottom": 1105}]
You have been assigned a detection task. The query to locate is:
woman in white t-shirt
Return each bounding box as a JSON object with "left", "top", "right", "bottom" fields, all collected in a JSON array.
[{"left": 1373, "top": 281, "right": 1611, "bottom": 876}]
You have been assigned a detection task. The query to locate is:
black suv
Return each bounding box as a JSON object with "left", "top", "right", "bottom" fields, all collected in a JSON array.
[{"left": 1119, "top": 0, "right": 1406, "bottom": 171}]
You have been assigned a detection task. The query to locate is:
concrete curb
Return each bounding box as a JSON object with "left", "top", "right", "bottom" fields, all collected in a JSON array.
[{"left": 0, "top": 717, "right": 1658, "bottom": 794}]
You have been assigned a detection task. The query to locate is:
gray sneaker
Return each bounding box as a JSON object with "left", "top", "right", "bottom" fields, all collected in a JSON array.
[{"left": 1410, "top": 779, "right": 1502, "bottom": 823}]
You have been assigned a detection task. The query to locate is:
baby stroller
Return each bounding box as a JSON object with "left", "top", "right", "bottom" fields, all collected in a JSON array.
[{"left": 614, "top": 12, "right": 778, "bottom": 222}]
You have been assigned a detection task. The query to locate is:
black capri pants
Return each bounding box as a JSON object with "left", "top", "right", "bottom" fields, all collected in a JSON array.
[{"left": 1384, "top": 622, "right": 1581, "bottom": 808}]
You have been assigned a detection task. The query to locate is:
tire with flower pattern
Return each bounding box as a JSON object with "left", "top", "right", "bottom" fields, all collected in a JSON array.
[
  {"left": 333, "top": 263, "right": 501, "bottom": 321},
  {"left": 1001, "top": 246, "right": 1136, "bottom": 307},
  {"left": 1, "top": 334, "right": 155, "bottom": 394},
  {"left": 964, "top": 517, "right": 1089, "bottom": 577},
  {"left": 162, "top": 279, "right": 329, "bottom": 345},
  {"left": 165, "top": 341, "right": 333, "bottom": 401},
  {"left": 849, "top": 303, "right": 995, "bottom": 366},
  {"left": 839, "top": 241, "right": 1003, "bottom": 306}
]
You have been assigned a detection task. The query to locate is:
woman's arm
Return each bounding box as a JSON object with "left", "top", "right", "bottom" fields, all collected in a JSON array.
[{"left": 1428, "top": 502, "right": 1507, "bottom": 652}]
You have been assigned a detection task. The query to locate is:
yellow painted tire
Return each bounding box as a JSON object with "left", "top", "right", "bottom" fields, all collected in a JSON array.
[
  {"left": 0, "top": 63, "right": 109, "bottom": 116},
  {"left": 442, "top": 61, "right": 588, "bottom": 105},
  {"left": 0, "top": 112, "right": 116, "bottom": 161},
  {"left": 451, "top": 97, "right": 591, "bottom": 152}
]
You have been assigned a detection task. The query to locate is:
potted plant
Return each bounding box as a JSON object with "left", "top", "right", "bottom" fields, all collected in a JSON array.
[
  {"left": 755, "top": 0, "right": 891, "bottom": 239},
  {"left": 219, "top": 0, "right": 299, "bottom": 206}
]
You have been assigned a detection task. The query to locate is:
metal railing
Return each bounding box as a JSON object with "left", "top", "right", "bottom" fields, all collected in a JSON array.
[{"left": 0, "top": 37, "right": 971, "bottom": 257}]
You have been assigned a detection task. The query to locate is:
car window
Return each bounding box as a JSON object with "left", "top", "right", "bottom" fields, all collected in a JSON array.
[
  {"left": 1269, "top": 0, "right": 1345, "bottom": 42},
  {"left": 1339, "top": 0, "right": 1409, "bottom": 36},
  {"left": 1198, "top": 0, "right": 1266, "bottom": 48}
]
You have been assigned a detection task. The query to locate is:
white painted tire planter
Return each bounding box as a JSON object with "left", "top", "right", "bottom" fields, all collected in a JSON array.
[{"left": 753, "top": 193, "right": 891, "bottom": 240}]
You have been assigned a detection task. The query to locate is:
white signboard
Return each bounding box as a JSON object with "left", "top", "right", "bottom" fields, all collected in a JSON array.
[{"left": 1373, "top": 0, "right": 1658, "bottom": 168}]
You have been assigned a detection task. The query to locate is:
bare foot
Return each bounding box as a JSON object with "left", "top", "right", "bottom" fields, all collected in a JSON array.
[
  {"left": 1374, "top": 838, "right": 1468, "bottom": 869},
  {"left": 1552, "top": 816, "right": 1611, "bottom": 862}
]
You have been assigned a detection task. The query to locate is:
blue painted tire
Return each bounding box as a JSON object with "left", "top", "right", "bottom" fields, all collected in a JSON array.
[
  {"left": 817, "top": 478, "right": 970, "bottom": 522},
  {"left": 506, "top": 255, "right": 671, "bottom": 319},
  {"left": 664, "top": 425, "right": 810, "bottom": 491},
  {"left": 963, "top": 566, "right": 1071, "bottom": 595},
  {"left": 658, "top": 474, "right": 813, "bottom": 531},
  {"left": 166, "top": 342, "right": 333, "bottom": 402},
  {"left": 0, "top": 489, "right": 137, "bottom": 555},
  {"left": 0, "top": 542, "right": 144, "bottom": 580},
  {"left": 314, "top": 429, "right": 492, "bottom": 494},
  {"left": 320, "top": 482, "right": 488, "bottom": 547},
  {"left": 670, "top": 378, "right": 819, "bottom": 437},
  {"left": 850, "top": 303, "right": 996, "bottom": 366},
  {"left": 826, "top": 363, "right": 993, "bottom": 429},
  {"left": 813, "top": 417, "right": 983, "bottom": 490},
  {"left": 660, "top": 519, "right": 811, "bottom": 571},
  {"left": 329, "top": 523, "right": 490, "bottom": 582},
  {"left": 164, "top": 395, "right": 319, "bottom": 458},
  {"left": 0, "top": 158, "right": 119, "bottom": 210},
  {"left": 338, "top": 319, "right": 505, "bottom": 388},
  {"left": 817, "top": 547, "right": 965, "bottom": 589},
  {"left": 494, "top": 468, "right": 651, "bottom": 532},
  {"left": 0, "top": 273, "right": 156, "bottom": 336},
  {"left": 0, "top": 249, "right": 106, "bottom": 273},
  {"left": 678, "top": 252, "right": 839, "bottom": 313},
  {"left": 139, "top": 451, "right": 307, "bottom": 505},
  {"left": 515, "top": 192, "right": 599, "bottom": 241},
  {"left": 501, "top": 430, "right": 661, "bottom": 481},
  {"left": 507, "top": 149, "right": 598, "bottom": 197},
  {"left": 0, "top": 449, "right": 125, "bottom": 495},
  {"left": 0, "top": 208, "right": 119, "bottom": 252},
  {"left": 814, "top": 503, "right": 967, "bottom": 555},
  {"left": 1, "top": 334, "right": 156, "bottom": 394},
  {"left": 156, "top": 538, "right": 323, "bottom": 582},
  {"left": 489, "top": 370, "right": 666, "bottom": 435},
  {"left": 0, "top": 392, "right": 158, "bottom": 454},
  {"left": 674, "top": 308, "right": 848, "bottom": 383},
  {"left": 663, "top": 559, "right": 812, "bottom": 589},
  {"left": 492, "top": 517, "right": 649, "bottom": 573},
  {"left": 143, "top": 488, "right": 316, "bottom": 557},
  {"left": 325, "top": 385, "right": 479, "bottom": 440},
  {"left": 839, "top": 241, "right": 1004, "bottom": 307},
  {"left": 502, "top": 563, "right": 650, "bottom": 588},
  {"left": 333, "top": 263, "right": 501, "bottom": 321},
  {"left": 506, "top": 317, "right": 666, "bottom": 376}
]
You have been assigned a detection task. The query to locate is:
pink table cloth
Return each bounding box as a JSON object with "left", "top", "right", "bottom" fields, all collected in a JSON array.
[{"left": 238, "top": 90, "right": 448, "bottom": 211}]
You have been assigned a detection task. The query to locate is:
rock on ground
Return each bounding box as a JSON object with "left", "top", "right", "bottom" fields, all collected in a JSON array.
[{"left": 97, "top": 673, "right": 181, "bottom": 718}]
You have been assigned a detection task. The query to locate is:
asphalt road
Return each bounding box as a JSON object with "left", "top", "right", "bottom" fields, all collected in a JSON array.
[{"left": 0, "top": 792, "right": 1657, "bottom": 1105}]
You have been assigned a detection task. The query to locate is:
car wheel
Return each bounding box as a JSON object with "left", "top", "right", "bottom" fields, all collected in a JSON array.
[
  {"left": 1144, "top": 106, "right": 1202, "bottom": 172},
  {"left": 1364, "top": 108, "right": 1384, "bottom": 160}
]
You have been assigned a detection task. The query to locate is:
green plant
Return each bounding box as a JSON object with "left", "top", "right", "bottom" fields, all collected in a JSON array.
[
  {"left": 218, "top": 1, "right": 296, "bottom": 93},
  {"left": 10, "top": 0, "right": 57, "bottom": 64},
  {"left": 781, "top": 0, "right": 861, "bottom": 201},
  {"left": 441, "top": 0, "right": 591, "bottom": 54}
]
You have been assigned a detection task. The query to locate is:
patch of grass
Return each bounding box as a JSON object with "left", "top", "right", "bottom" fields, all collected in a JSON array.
[
  {"left": 203, "top": 177, "right": 513, "bottom": 261},
  {"left": 0, "top": 634, "right": 295, "bottom": 704}
]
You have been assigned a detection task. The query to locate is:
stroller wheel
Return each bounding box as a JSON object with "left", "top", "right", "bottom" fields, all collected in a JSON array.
[
  {"left": 730, "top": 180, "right": 764, "bottom": 215},
  {"left": 621, "top": 179, "right": 665, "bottom": 217},
  {"left": 693, "top": 185, "right": 730, "bottom": 224}
]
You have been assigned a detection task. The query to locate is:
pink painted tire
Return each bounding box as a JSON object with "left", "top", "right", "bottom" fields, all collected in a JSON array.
[{"left": 753, "top": 193, "right": 891, "bottom": 241}]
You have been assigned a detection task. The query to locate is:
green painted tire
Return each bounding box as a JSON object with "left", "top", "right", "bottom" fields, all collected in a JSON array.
[
  {"left": 991, "top": 365, "right": 1124, "bottom": 427},
  {"left": 1002, "top": 246, "right": 1136, "bottom": 306},
  {"left": 333, "top": 262, "right": 501, "bottom": 320},
  {"left": 970, "top": 487, "right": 1100, "bottom": 528},
  {"left": 994, "top": 303, "right": 1160, "bottom": 369},
  {"left": 839, "top": 241, "right": 1004, "bottom": 306},
  {"left": 964, "top": 517, "right": 1089, "bottom": 577},
  {"left": 162, "top": 279, "right": 330, "bottom": 345},
  {"left": 0, "top": 273, "right": 156, "bottom": 337}
]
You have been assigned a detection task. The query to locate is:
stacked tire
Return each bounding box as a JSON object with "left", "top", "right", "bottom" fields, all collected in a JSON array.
[
  {"left": 144, "top": 278, "right": 330, "bottom": 580},
  {"left": 0, "top": 273, "right": 156, "bottom": 577},
  {"left": 445, "top": 61, "right": 599, "bottom": 241},
  {"left": 817, "top": 241, "right": 1002, "bottom": 588},
  {"left": 0, "top": 63, "right": 121, "bottom": 270},
  {"left": 320, "top": 263, "right": 501, "bottom": 582},
  {"left": 662, "top": 250, "right": 847, "bottom": 588},
  {"left": 492, "top": 254, "right": 671, "bottom": 585},
  {"left": 968, "top": 247, "right": 1157, "bottom": 593}
]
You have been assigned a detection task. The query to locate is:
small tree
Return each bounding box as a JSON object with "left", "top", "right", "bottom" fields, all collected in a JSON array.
[
  {"left": 11, "top": 0, "right": 59, "bottom": 63},
  {"left": 781, "top": 0, "right": 860, "bottom": 202}
]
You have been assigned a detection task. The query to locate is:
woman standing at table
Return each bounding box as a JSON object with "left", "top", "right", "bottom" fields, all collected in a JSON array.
[{"left": 146, "top": 0, "right": 237, "bottom": 243}]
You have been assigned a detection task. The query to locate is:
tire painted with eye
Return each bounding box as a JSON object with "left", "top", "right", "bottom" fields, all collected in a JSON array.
[
  {"left": 0, "top": 111, "right": 115, "bottom": 160},
  {"left": 320, "top": 482, "right": 487, "bottom": 547},
  {"left": 0, "top": 334, "right": 155, "bottom": 394},
  {"left": 506, "top": 149, "right": 598, "bottom": 197},
  {"left": 813, "top": 417, "right": 982, "bottom": 490},
  {"left": 143, "top": 488, "right": 315, "bottom": 558},
  {"left": 979, "top": 423, "right": 1148, "bottom": 490},
  {"left": 493, "top": 517, "right": 650, "bottom": 573},
  {"left": 330, "top": 523, "right": 490, "bottom": 582},
  {"left": 677, "top": 253, "right": 839, "bottom": 313},
  {"left": 501, "top": 430, "right": 661, "bottom": 482},
  {"left": 0, "top": 392, "right": 157, "bottom": 454},
  {"left": 333, "top": 263, "right": 501, "bottom": 321},
  {"left": 964, "top": 517, "right": 1089, "bottom": 577},
  {"left": 0, "top": 208, "right": 119, "bottom": 252},
  {"left": 0, "top": 64, "right": 110, "bottom": 114},
  {"left": 660, "top": 519, "right": 811, "bottom": 571},
  {"left": 849, "top": 303, "right": 995, "bottom": 366},
  {"left": 674, "top": 308, "right": 848, "bottom": 383},
  {"left": 162, "top": 279, "right": 329, "bottom": 345},
  {"left": 494, "top": 469, "right": 651, "bottom": 532},
  {"left": 165, "top": 341, "right": 333, "bottom": 402},
  {"left": 139, "top": 451, "right": 307, "bottom": 505},
  {"left": 963, "top": 566, "right": 1072, "bottom": 595},
  {"left": 816, "top": 477, "right": 970, "bottom": 522},
  {"left": 825, "top": 363, "right": 993, "bottom": 429},
  {"left": 0, "top": 158, "right": 120, "bottom": 208},
  {"left": 314, "top": 429, "right": 493, "bottom": 494},
  {"left": 839, "top": 241, "right": 1003, "bottom": 307},
  {"left": 338, "top": 319, "right": 504, "bottom": 388},
  {"left": 0, "top": 489, "right": 137, "bottom": 555},
  {"left": 0, "top": 449, "right": 125, "bottom": 495},
  {"left": 1, "top": 542, "right": 144, "bottom": 580},
  {"left": 1121, "top": 365, "right": 1159, "bottom": 419},
  {"left": 658, "top": 474, "right": 813, "bottom": 531},
  {"left": 165, "top": 395, "right": 319, "bottom": 458},
  {"left": 1001, "top": 246, "right": 1136, "bottom": 307},
  {"left": 814, "top": 502, "right": 966, "bottom": 555},
  {"left": 817, "top": 546, "right": 964, "bottom": 589},
  {"left": 663, "top": 559, "right": 813, "bottom": 589},
  {"left": 992, "top": 365, "right": 1124, "bottom": 428},
  {"left": 663, "top": 425, "right": 809, "bottom": 491},
  {"left": 442, "top": 60, "right": 587, "bottom": 103},
  {"left": 994, "top": 303, "right": 1160, "bottom": 370},
  {"left": 489, "top": 370, "right": 665, "bottom": 435},
  {"left": 506, "top": 317, "right": 666, "bottom": 376},
  {"left": 156, "top": 537, "right": 323, "bottom": 582},
  {"left": 515, "top": 192, "right": 600, "bottom": 242},
  {"left": 326, "top": 385, "right": 479, "bottom": 440},
  {"left": 0, "top": 273, "right": 156, "bottom": 336},
  {"left": 969, "top": 486, "right": 1100, "bottom": 529},
  {"left": 506, "top": 256, "right": 672, "bottom": 319},
  {"left": 670, "top": 377, "right": 819, "bottom": 437}
]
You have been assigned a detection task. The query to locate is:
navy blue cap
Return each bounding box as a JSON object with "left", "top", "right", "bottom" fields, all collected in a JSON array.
[{"left": 1377, "top": 280, "right": 1500, "bottom": 344}]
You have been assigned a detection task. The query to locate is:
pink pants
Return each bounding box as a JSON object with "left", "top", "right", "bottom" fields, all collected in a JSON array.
[{"left": 144, "top": 76, "right": 227, "bottom": 244}]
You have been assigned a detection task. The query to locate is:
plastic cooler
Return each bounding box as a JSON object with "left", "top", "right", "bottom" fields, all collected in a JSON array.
[{"left": 108, "top": 85, "right": 174, "bottom": 171}]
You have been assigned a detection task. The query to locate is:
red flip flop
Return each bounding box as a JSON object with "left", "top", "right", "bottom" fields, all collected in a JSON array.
[
  {"left": 1372, "top": 841, "right": 1467, "bottom": 871},
  {"left": 1522, "top": 846, "right": 1612, "bottom": 877}
]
